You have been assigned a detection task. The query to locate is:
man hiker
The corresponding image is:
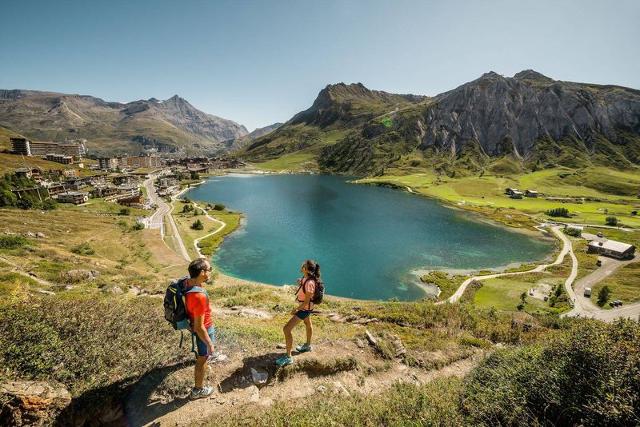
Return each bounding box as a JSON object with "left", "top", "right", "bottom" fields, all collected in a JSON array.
[{"left": 184, "top": 257, "right": 216, "bottom": 399}]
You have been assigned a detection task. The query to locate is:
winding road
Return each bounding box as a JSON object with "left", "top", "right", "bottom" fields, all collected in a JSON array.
[
  {"left": 444, "top": 224, "right": 640, "bottom": 322},
  {"left": 191, "top": 201, "right": 227, "bottom": 258}
]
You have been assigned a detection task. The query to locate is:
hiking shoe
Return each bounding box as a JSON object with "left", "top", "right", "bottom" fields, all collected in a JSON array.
[
  {"left": 190, "top": 385, "right": 214, "bottom": 399},
  {"left": 275, "top": 355, "right": 294, "bottom": 367},
  {"left": 295, "top": 343, "right": 312, "bottom": 353}
]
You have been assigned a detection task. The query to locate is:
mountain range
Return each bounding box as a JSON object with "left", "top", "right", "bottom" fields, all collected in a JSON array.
[
  {"left": 241, "top": 70, "right": 640, "bottom": 175},
  {"left": 0, "top": 90, "right": 249, "bottom": 156}
]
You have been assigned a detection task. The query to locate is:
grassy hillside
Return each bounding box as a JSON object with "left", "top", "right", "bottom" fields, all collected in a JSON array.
[
  {"left": 358, "top": 166, "right": 640, "bottom": 228},
  {"left": 0, "top": 197, "right": 638, "bottom": 425}
]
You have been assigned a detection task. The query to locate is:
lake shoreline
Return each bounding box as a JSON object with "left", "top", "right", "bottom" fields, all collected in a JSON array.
[{"left": 185, "top": 171, "right": 558, "bottom": 302}]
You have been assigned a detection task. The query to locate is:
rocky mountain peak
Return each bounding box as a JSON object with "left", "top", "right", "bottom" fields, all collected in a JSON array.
[{"left": 513, "top": 69, "right": 553, "bottom": 82}]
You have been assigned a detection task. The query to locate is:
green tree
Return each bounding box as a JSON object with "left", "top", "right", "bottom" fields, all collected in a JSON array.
[
  {"left": 191, "top": 219, "right": 204, "bottom": 230},
  {"left": 605, "top": 216, "right": 618, "bottom": 226},
  {"left": 546, "top": 207, "right": 570, "bottom": 218},
  {"left": 597, "top": 286, "right": 610, "bottom": 306}
]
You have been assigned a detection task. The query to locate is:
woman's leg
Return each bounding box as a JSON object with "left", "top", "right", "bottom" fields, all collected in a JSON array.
[
  {"left": 283, "top": 315, "right": 302, "bottom": 357},
  {"left": 303, "top": 316, "right": 313, "bottom": 345}
]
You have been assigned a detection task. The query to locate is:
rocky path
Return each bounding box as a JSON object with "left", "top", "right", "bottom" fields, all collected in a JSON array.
[{"left": 124, "top": 338, "right": 480, "bottom": 427}]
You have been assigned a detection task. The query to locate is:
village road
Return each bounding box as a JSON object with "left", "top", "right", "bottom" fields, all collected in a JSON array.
[{"left": 143, "top": 174, "right": 190, "bottom": 262}]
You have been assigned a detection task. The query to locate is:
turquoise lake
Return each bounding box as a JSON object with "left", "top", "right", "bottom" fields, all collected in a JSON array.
[{"left": 186, "top": 174, "right": 553, "bottom": 301}]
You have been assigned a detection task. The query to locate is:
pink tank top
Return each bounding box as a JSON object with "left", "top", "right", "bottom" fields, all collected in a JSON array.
[{"left": 296, "top": 278, "right": 316, "bottom": 310}]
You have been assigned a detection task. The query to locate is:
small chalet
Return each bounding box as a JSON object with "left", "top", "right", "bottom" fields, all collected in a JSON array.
[{"left": 588, "top": 239, "right": 636, "bottom": 260}]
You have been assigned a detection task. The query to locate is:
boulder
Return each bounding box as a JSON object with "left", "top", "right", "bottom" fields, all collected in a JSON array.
[
  {"left": 60, "top": 269, "right": 99, "bottom": 283},
  {"left": 0, "top": 380, "right": 71, "bottom": 426}
]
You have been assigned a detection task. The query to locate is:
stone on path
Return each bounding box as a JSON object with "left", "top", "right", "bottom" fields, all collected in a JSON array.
[{"left": 0, "top": 380, "right": 71, "bottom": 427}]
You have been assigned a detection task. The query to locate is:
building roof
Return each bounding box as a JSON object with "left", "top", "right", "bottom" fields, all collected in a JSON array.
[
  {"left": 59, "top": 191, "right": 88, "bottom": 196},
  {"left": 589, "top": 239, "right": 635, "bottom": 253}
]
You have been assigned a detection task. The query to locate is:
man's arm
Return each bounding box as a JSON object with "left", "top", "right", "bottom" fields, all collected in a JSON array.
[{"left": 192, "top": 314, "right": 214, "bottom": 354}]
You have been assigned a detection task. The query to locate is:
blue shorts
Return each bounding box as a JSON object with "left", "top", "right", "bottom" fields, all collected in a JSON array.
[
  {"left": 194, "top": 326, "right": 216, "bottom": 357},
  {"left": 295, "top": 310, "right": 313, "bottom": 320}
]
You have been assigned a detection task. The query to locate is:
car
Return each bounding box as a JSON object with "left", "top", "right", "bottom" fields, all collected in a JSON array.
[
  {"left": 596, "top": 259, "right": 602, "bottom": 267},
  {"left": 584, "top": 287, "right": 592, "bottom": 297},
  {"left": 614, "top": 300, "right": 623, "bottom": 307},
  {"left": 597, "top": 232, "right": 604, "bottom": 238}
]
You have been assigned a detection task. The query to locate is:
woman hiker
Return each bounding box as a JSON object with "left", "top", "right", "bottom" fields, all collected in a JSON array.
[{"left": 276, "top": 259, "right": 321, "bottom": 367}]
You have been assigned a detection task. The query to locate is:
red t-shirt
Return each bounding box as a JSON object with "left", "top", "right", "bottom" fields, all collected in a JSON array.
[{"left": 185, "top": 289, "right": 212, "bottom": 329}]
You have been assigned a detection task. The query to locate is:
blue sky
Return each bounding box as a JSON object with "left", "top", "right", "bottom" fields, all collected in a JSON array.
[{"left": 1, "top": 0, "right": 639, "bottom": 131}]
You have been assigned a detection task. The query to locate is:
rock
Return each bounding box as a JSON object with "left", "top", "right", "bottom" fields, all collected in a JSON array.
[
  {"left": 35, "top": 289, "right": 55, "bottom": 296},
  {"left": 391, "top": 335, "right": 407, "bottom": 358},
  {"left": 60, "top": 269, "right": 99, "bottom": 283},
  {"left": 329, "top": 315, "right": 345, "bottom": 323},
  {"left": 364, "top": 330, "right": 378, "bottom": 346},
  {"left": 316, "top": 385, "right": 327, "bottom": 393},
  {"left": 243, "top": 385, "right": 260, "bottom": 403},
  {"left": 276, "top": 343, "right": 286, "bottom": 349},
  {"left": 0, "top": 380, "right": 71, "bottom": 426},
  {"left": 333, "top": 381, "right": 349, "bottom": 396},
  {"left": 258, "top": 398, "right": 273, "bottom": 407},
  {"left": 129, "top": 286, "right": 142, "bottom": 296},
  {"left": 35, "top": 232, "right": 46, "bottom": 239},
  {"left": 345, "top": 314, "right": 358, "bottom": 322},
  {"left": 208, "top": 352, "right": 228, "bottom": 364},
  {"left": 110, "top": 286, "right": 123, "bottom": 295},
  {"left": 250, "top": 368, "right": 269, "bottom": 386},
  {"left": 24, "top": 232, "right": 35, "bottom": 238},
  {"left": 355, "top": 338, "right": 366, "bottom": 349}
]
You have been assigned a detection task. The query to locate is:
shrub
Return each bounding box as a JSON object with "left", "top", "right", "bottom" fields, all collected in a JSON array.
[
  {"left": 118, "top": 208, "right": 130, "bottom": 216},
  {"left": 131, "top": 222, "right": 145, "bottom": 231},
  {"left": 213, "top": 204, "right": 225, "bottom": 211},
  {"left": 191, "top": 219, "right": 204, "bottom": 230},
  {"left": 0, "top": 235, "right": 28, "bottom": 250},
  {"left": 462, "top": 320, "right": 640, "bottom": 426},
  {"left": 16, "top": 198, "right": 34, "bottom": 210},
  {"left": 71, "top": 242, "right": 95, "bottom": 256},
  {"left": 181, "top": 204, "right": 193, "bottom": 213},
  {"left": 564, "top": 227, "right": 581, "bottom": 237},
  {"left": 605, "top": 216, "right": 618, "bottom": 226},
  {"left": 42, "top": 199, "right": 57, "bottom": 210},
  {"left": 597, "top": 285, "right": 610, "bottom": 306},
  {"left": 546, "top": 207, "right": 570, "bottom": 217}
]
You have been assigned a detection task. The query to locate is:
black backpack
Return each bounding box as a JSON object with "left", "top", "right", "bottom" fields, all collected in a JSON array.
[{"left": 163, "top": 277, "right": 206, "bottom": 330}]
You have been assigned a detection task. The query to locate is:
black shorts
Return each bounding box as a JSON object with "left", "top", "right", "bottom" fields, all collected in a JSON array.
[{"left": 295, "top": 310, "right": 313, "bottom": 320}]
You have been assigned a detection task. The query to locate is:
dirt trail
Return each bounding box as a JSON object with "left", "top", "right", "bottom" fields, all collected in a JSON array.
[{"left": 124, "top": 339, "right": 480, "bottom": 426}]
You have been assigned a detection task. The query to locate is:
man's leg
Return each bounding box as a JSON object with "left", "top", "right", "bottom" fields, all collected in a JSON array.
[
  {"left": 303, "top": 316, "right": 313, "bottom": 345},
  {"left": 194, "top": 355, "right": 207, "bottom": 388}
]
